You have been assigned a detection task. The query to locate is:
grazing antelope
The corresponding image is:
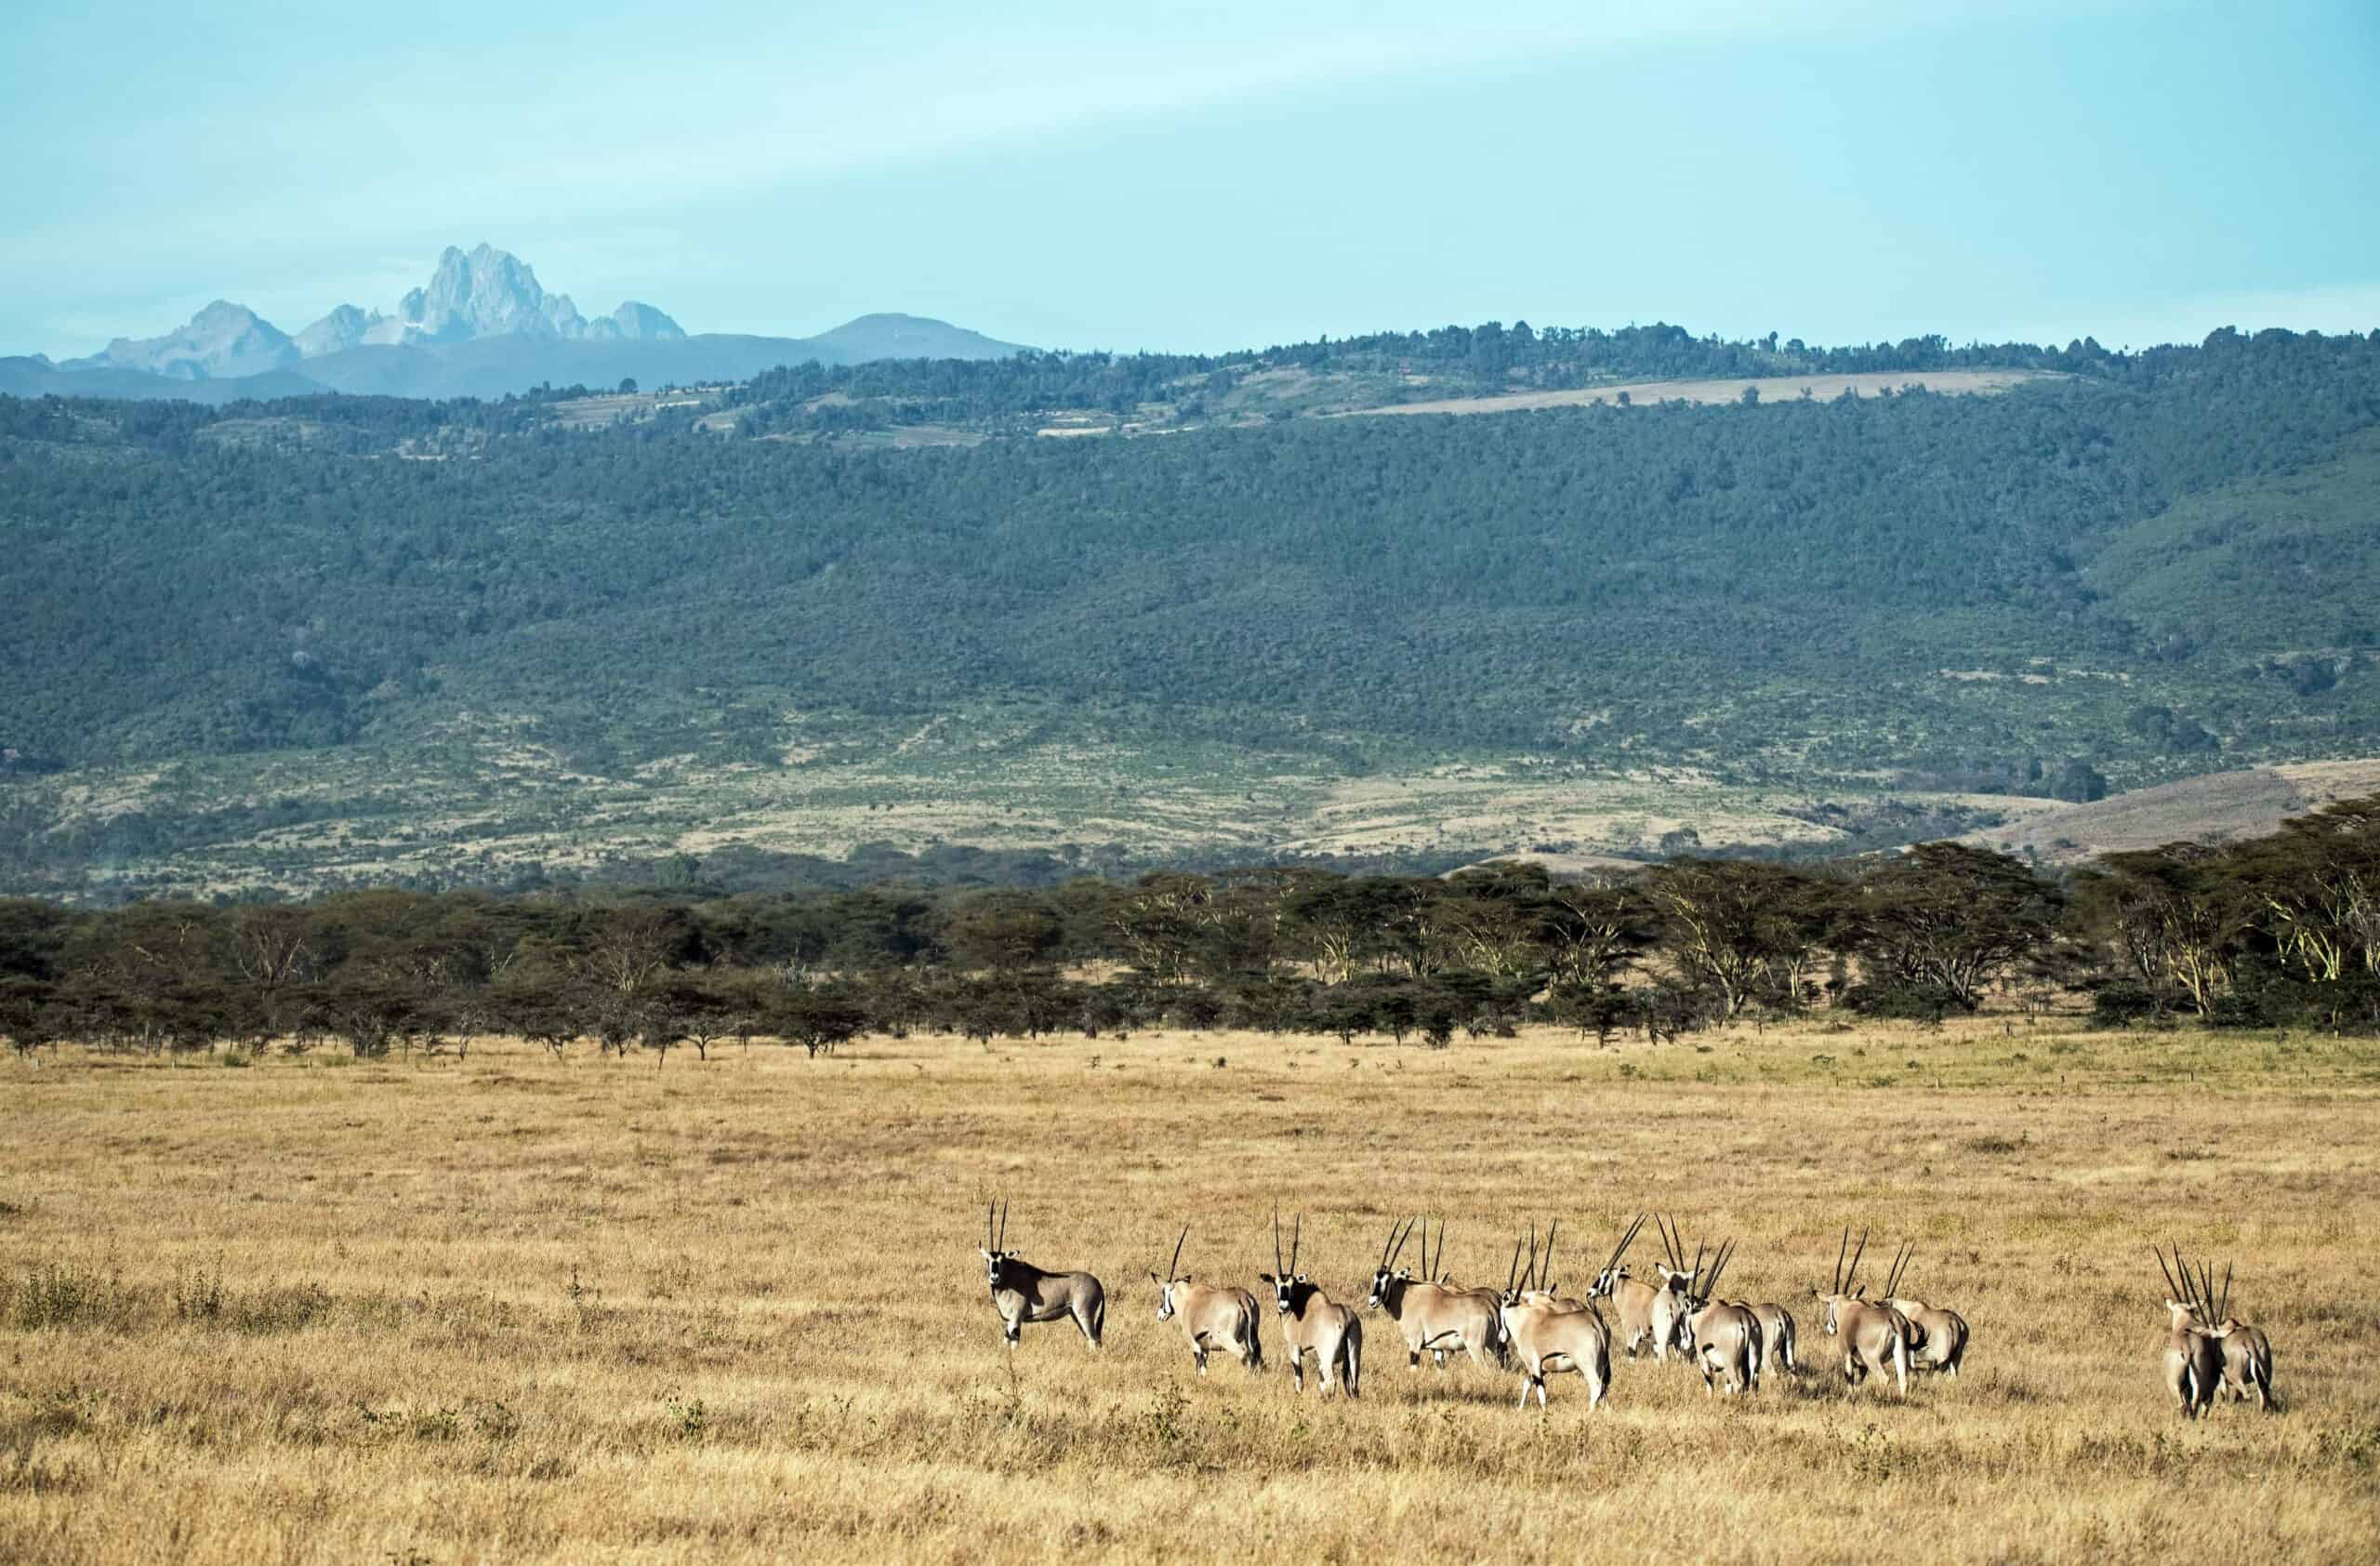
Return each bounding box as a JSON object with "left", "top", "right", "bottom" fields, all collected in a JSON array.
[
  {"left": 1149, "top": 1224, "right": 1264, "bottom": 1375},
  {"left": 979, "top": 1200, "right": 1106, "bottom": 1351},
  {"left": 1260, "top": 1211, "right": 1362, "bottom": 1398},
  {"left": 2154, "top": 1246, "right": 2225, "bottom": 1419},
  {"left": 1498, "top": 1225, "right": 1611, "bottom": 1412},
  {"left": 1677, "top": 1240, "right": 1764, "bottom": 1397},
  {"left": 2172, "top": 1247, "right": 2274, "bottom": 1413},
  {"left": 1814, "top": 1228, "right": 1911, "bottom": 1398},
  {"left": 1367, "top": 1216, "right": 1505, "bottom": 1373},
  {"left": 1589, "top": 1213, "right": 1691, "bottom": 1361},
  {"left": 1877, "top": 1242, "right": 1970, "bottom": 1378}
]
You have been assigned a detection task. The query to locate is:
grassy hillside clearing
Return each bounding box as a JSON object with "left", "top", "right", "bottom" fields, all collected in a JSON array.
[{"left": 1343, "top": 367, "right": 2050, "bottom": 417}]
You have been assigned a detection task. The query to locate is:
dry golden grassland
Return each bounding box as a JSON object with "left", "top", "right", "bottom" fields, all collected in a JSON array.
[{"left": 5, "top": 1018, "right": 2378, "bottom": 1564}]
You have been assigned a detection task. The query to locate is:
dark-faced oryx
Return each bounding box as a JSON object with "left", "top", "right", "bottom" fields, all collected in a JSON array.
[
  {"left": 979, "top": 1199, "right": 1106, "bottom": 1352},
  {"left": 1497, "top": 1223, "right": 1611, "bottom": 1412},
  {"left": 1150, "top": 1223, "right": 1264, "bottom": 1375},
  {"left": 1877, "top": 1242, "right": 1970, "bottom": 1378},
  {"left": 1814, "top": 1228, "right": 1912, "bottom": 1398},
  {"left": 1261, "top": 1210, "right": 1362, "bottom": 1398},
  {"left": 1677, "top": 1240, "right": 1764, "bottom": 1397},
  {"left": 2154, "top": 1246, "right": 2226, "bottom": 1418},
  {"left": 2169, "top": 1245, "right": 2274, "bottom": 1413},
  {"left": 1367, "top": 1216, "right": 1505, "bottom": 1373}
]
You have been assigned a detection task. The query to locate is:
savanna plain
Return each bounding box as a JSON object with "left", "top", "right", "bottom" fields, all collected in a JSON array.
[{"left": 4, "top": 1018, "right": 2377, "bottom": 1565}]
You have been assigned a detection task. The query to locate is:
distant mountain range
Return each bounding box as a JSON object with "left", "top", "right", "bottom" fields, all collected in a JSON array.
[{"left": 3, "top": 244, "right": 1029, "bottom": 402}]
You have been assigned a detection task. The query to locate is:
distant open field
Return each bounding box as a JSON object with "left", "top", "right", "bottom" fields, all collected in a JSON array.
[
  {"left": 5, "top": 1018, "right": 2376, "bottom": 1564},
  {"left": 1349, "top": 368, "right": 2051, "bottom": 418}
]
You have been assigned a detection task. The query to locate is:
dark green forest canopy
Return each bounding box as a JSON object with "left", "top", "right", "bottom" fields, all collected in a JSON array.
[{"left": 2, "top": 324, "right": 2378, "bottom": 779}]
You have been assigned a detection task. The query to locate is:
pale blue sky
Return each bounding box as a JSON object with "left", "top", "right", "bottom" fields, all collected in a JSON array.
[{"left": 4, "top": 0, "right": 2374, "bottom": 359}]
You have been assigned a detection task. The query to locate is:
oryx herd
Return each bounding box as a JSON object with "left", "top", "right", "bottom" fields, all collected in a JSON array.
[{"left": 982, "top": 1201, "right": 2281, "bottom": 1417}]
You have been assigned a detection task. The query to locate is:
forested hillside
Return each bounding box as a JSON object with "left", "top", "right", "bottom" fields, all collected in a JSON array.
[{"left": 2, "top": 323, "right": 2377, "bottom": 896}]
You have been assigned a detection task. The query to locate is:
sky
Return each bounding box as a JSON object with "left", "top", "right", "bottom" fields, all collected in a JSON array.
[{"left": 3, "top": 0, "right": 2375, "bottom": 359}]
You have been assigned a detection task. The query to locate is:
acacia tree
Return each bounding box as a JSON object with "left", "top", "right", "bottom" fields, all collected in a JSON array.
[
  {"left": 1853, "top": 843, "right": 2060, "bottom": 1009},
  {"left": 2071, "top": 847, "right": 2251, "bottom": 1015},
  {"left": 1639, "top": 860, "right": 1839, "bottom": 1019},
  {"left": 774, "top": 985, "right": 870, "bottom": 1058}
]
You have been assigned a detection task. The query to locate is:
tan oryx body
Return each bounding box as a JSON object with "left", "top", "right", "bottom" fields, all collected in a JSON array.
[
  {"left": 1498, "top": 1224, "right": 1611, "bottom": 1412},
  {"left": 1815, "top": 1228, "right": 1912, "bottom": 1398},
  {"left": 1262, "top": 1212, "right": 1361, "bottom": 1398},
  {"left": 1879, "top": 1242, "right": 1970, "bottom": 1378},
  {"left": 2169, "top": 1248, "right": 2274, "bottom": 1413},
  {"left": 1149, "top": 1225, "right": 1264, "bottom": 1375},
  {"left": 1749, "top": 1301, "right": 1797, "bottom": 1377},
  {"left": 979, "top": 1200, "right": 1105, "bottom": 1351},
  {"left": 1677, "top": 1241, "right": 1763, "bottom": 1397},
  {"left": 1588, "top": 1214, "right": 1691, "bottom": 1361},
  {"left": 1367, "top": 1217, "right": 1505, "bottom": 1373}
]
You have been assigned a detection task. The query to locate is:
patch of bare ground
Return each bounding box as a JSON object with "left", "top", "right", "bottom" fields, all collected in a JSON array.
[{"left": 1964, "top": 759, "right": 2380, "bottom": 864}]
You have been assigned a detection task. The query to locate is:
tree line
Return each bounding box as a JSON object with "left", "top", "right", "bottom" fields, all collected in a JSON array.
[{"left": 7, "top": 801, "right": 2378, "bottom": 1062}]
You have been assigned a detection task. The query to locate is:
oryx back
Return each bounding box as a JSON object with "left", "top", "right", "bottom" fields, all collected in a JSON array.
[
  {"left": 1690, "top": 1302, "right": 1763, "bottom": 1396},
  {"left": 1752, "top": 1301, "right": 1797, "bottom": 1376}
]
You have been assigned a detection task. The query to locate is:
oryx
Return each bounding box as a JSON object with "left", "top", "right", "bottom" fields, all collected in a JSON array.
[
  {"left": 979, "top": 1199, "right": 1105, "bottom": 1351},
  {"left": 1260, "top": 1210, "right": 1361, "bottom": 1398},
  {"left": 1498, "top": 1223, "right": 1611, "bottom": 1412},
  {"left": 1814, "top": 1228, "right": 1911, "bottom": 1398},
  {"left": 2154, "top": 1246, "right": 2225, "bottom": 1419},
  {"left": 1676, "top": 1239, "right": 1763, "bottom": 1397},
  {"left": 1877, "top": 1242, "right": 1970, "bottom": 1378},
  {"left": 1149, "top": 1223, "right": 1264, "bottom": 1375},
  {"left": 2170, "top": 1246, "right": 2274, "bottom": 1413},
  {"left": 1749, "top": 1300, "right": 1798, "bottom": 1378},
  {"left": 1587, "top": 1213, "right": 1692, "bottom": 1361},
  {"left": 1367, "top": 1215, "right": 1504, "bottom": 1373}
]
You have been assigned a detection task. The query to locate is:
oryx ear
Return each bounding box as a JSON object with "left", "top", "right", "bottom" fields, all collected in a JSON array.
[
  {"left": 1259, "top": 1272, "right": 1276, "bottom": 1284},
  {"left": 979, "top": 1248, "right": 996, "bottom": 1260},
  {"left": 1853, "top": 1284, "right": 1867, "bottom": 1299},
  {"left": 1296, "top": 1272, "right": 1309, "bottom": 1283},
  {"left": 1148, "top": 1271, "right": 1160, "bottom": 1284}
]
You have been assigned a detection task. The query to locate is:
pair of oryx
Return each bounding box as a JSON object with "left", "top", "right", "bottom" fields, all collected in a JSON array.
[
  {"left": 1806, "top": 1227, "right": 1974, "bottom": 1399},
  {"left": 2155, "top": 1244, "right": 2276, "bottom": 1418}
]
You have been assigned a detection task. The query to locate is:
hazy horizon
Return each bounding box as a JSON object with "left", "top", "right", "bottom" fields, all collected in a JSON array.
[{"left": 5, "top": 0, "right": 2376, "bottom": 362}]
